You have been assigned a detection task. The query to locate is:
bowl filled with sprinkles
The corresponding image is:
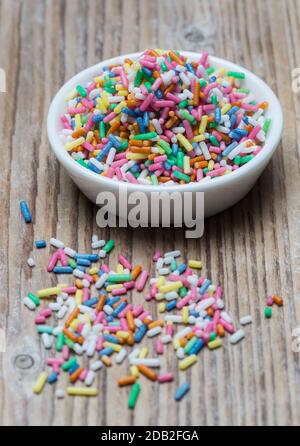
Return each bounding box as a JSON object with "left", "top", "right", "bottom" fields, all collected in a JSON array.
[{"left": 48, "top": 49, "right": 283, "bottom": 218}]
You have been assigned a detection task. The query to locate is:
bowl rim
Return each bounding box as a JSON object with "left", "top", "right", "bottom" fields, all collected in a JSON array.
[{"left": 47, "top": 51, "right": 283, "bottom": 194}]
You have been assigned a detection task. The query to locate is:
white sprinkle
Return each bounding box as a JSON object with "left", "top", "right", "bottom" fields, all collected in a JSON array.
[
  {"left": 176, "top": 347, "right": 185, "bottom": 359},
  {"left": 95, "top": 273, "right": 108, "bottom": 289},
  {"left": 73, "top": 269, "right": 84, "bottom": 279},
  {"left": 161, "top": 335, "right": 172, "bottom": 344},
  {"left": 85, "top": 370, "right": 95, "bottom": 387},
  {"left": 41, "top": 333, "right": 53, "bottom": 349},
  {"left": 230, "top": 329, "right": 245, "bottom": 344},
  {"left": 49, "top": 238, "right": 65, "bottom": 249},
  {"left": 90, "top": 360, "right": 103, "bottom": 371},
  {"left": 147, "top": 327, "right": 162, "bottom": 338},
  {"left": 240, "top": 315, "right": 252, "bottom": 326},
  {"left": 164, "top": 250, "right": 181, "bottom": 258},
  {"left": 130, "top": 358, "right": 161, "bottom": 367},
  {"left": 55, "top": 389, "right": 65, "bottom": 399},
  {"left": 158, "top": 268, "right": 170, "bottom": 275},
  {"left": 27, "top": 257, "right": 36, "bottom": 268},
  {"left": 23, "top": 297, "right": 36, "bottom": 310},
  {"left": 57, "top": 305, "right": 67, "bottom": 319},
  {"left": 91, "top": 240, "right": 106, "bottom": 249},
  {"left": 64, "top": 247, "right": 77, "bottom": 258},
  {"left": 115, "top": 348, "right": 127, "bottom": 364},
  {"left": 175, "top": 327, "right": 192, "bottom": 339}
]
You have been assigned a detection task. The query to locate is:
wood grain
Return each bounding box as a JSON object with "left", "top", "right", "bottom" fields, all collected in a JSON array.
[{"left": 0, "top": 0, "right": 300, "bottom": 426}]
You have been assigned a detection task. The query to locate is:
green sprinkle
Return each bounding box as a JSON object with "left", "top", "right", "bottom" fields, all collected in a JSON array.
[
  {"left": 184, "top": 337, "right": 198, "bottom": 354},
  {"left": 134, "top": 70, "right": 143, "bottom": 87},
  {"left": 62, "top": 356, "right": 77, "bottom": 372},
  {"left": 76, "top": 85, "right": 87, "bottom": 97},
  {"left": 208, "top": 121, "right": 218, "bottom": 129},
  {"left": 157, "top": 139, "right": 172, "bottom": 155},
  {"left": 119, "top": 141, "right": 128, "bottom": 150},
  {"left": 99, "top": 121, "right": 106, "bottom": 139},
  {"left": 173, "top": 171, "right": 191, "bottom": 183},
  {"left": 179, "top": 100, "right": 188, "bottom": 109},
  {"left": 68, "top": 259, "right": 77, "bottom": 269},
  {"left": 233, "top": 156, "right": 241, "bottom": 166},
  {"left": 206, "top": 67, "right": 215, "bottom": 75},
  {"left": 179, "top": 109, "right": 196, "bottom": 124},
  {"left": 211, "top": 95, "right": 218, "bottom": 106},
  {"left": 227, "top": 71, "right": 245, "bottom": 79},
  {"left": 107, "top": 274, "right": 132, "bottom": 283},
  {"left": 237, "top": 88, "right": 250, "bottom": 94},
  {"left": 161, "top": 62, "right": 168, "bottom": 72},
  {"left": 151, "top": 174, "right": 159, "bottom": 185},
  {"left": 239, "top": 155, "right": 254, "bottom": 165},
  {"left": 128, "top": 383, "right": 141, "bottom": 409},
  {"left": 177, "top": 152, "right": 184, "bottom": 169},
  {"left": 144, "top": 81, "right": 152, "bottom": 92},
  {"left": 209, "top": 332, "right": 217, "bottom": 342},
  {"left": 28, "top": 292, "right": 40, "bottom": 306},
  {"left": 103, "top": 239, "right": 115, "bottom": 253},
  {"left": 209, "top": 135, "right": 220, "bottom": 146},
  {"left": 265, "top": 307, "right": 272, "bottom": 319},
  {"left": 199, "top": 79, "right": 207, "bottom": 88},
  {"left": 179, "top": 286, "right": 187, "bottom": 298},
  {"left": 77, "top": 159, "right": 88, "bottom": 168},
  {"left": 170, "top": 259, "right": 177, "bottom": 272},
  {"left": 64, "top": 338, "right": 75, "bottom": 349},
  {"left": 56, "top": 332, "right": 65, "bottom": 352},
  {"left": 37, "top": 326, "right": 53, "bottom": 335},
  {"left": 263, "top": 118, "right": 272, "bottom": 134},
  {"left": 203, "top": 167, "right": 209, "bottom": 175},
  {"left": 132, "top": 132, "right": 157, "bottom": 141}
]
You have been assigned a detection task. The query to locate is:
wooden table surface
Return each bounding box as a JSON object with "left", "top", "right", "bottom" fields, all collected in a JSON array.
[{"left": 1, "top": 0, "right": 300, "bottom": 427}]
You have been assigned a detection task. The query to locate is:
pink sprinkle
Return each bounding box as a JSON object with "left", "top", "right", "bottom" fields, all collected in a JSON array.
[
  {"left": 135, "top": 270, "right": 149, "bottom": 292},
  {"left": 158, "top": 373, "right": 174, "bottom": 383}
]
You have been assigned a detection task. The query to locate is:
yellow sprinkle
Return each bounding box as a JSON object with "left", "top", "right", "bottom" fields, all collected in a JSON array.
[
  {"left": 188, "top": 260, "right": 203, "bottom": 269},
  {"left": 86, "top": 131, "right": 94, "bottom": 143},
  {"left": 74, "top": 114, "right": 82, "bottom": 131},
  {"left": 177, "top": 133, "right": 193, "bottom": 152},
  {"left": 96, "top": 98, "right": 107, "bottom": 113},
  {"left": 89, "top": 267, "right": 99, "bottom": 275},
  {"left": 158, "top": 303, "right": 166, "bottom": 313},
  {"left": 126, "top": 153, "right": 148, "bottom": 160},
  {"left": 173, "top": 337, "right": 180, "bottom": 350},
  {"left": 139, "top": 347, "right": 148, "bottom": 358},
  {"left": 70, "top": 319, "right": 79, "bottom": 331},
  {"left": 155, "top": 293, "right": 165, "bottom": 301},
  {"left": 101, "top": 355, "right": 112, "bottom": 367},
  {"left": 159, "top": 281, "right": 183, "bottom": 294},
  {"left": 179, "top": 354, "right": 198, "bottom": 370},
  {"left": 208, "top": 339, "right": 223, "bottom": 350},
  {"left": 64, "top": 137, "right": 85, "bottom": 152},
  {"left": 183, "top": 156, "right": 191, "bottom": 174},
  {"left": 221, "top": 104, "right": 231, "bottom": 114},
  {"left": 103, "top": 342, "right": 122, "bottom": 352},
  {"left": 199, "top": 115, "right": 208, "bottom": 134},
  {"left": 67, "top": 387, "right": 98, "bottom": 396},
  {"left": 156, "top": 276, "right": 166, "bottom": 288},
  {"left": 106, "top": 284, "right": 123, "bottom": 292},
  {"left": 182, "top": 306, "right": 189, "bottom": 324},
  {"left": 65, "top": 88, "right": 77, "bottom": 101},
  {"left": 118, "top": 89, "right": 128, "bottom": 96},
  {"left": 116, "top": 331, "right": 129, "bottom": 339},
  {"left": 37, "top": 287, "right": 61, "bottom": 298},
  {"left": 192, "top": 134, "right": 206, "bottom": 143},
  {"left": 33, "top": 371, "right": 48, "bottom": 394},
  {"left": 102, "top": 90, "right": 110, "bottom": 108},
  {"left": 75, "top": 289, "right": 83, "bottom": 305},
  {"left": 208, "top": 160, "right": 215, "bottom": 171},
  {"left": 130, "top": 365, "right": 139, "bottom": 377},
  {"left": 116, "top": 264, "right": 124, "bottom": 274},
  {"left": 114, "top": 100, "right": 126, "bottom": 114},
  {"left": 83, "top": 313, "right": 91, "bottom": 327}
]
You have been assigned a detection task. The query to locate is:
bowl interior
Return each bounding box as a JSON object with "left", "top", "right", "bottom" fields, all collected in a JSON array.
[{"left": 47, "top": 51, "right": 283, "bottom": 194}]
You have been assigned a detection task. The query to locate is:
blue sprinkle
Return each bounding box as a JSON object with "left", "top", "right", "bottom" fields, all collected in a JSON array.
[
  {"left": 35, "top": 240, "right": 47, "bottom": 249},
  {"left": 134, "top": 324, "right": 147, "bottom": 343},
  {"left": 20, "top": 201, "right": 32, "bottom": 223},
  {"left": 53, "top": 266, "right": 73, "bottom": 274},
  {"left": 199, "top": 279, "right": 211, "bottom": 295},
  {"left": 99, "top": 347, "right": 114, "bottom": 357},
  {"left": 175, "top": 383, "right": 190, "bottom": 401}
]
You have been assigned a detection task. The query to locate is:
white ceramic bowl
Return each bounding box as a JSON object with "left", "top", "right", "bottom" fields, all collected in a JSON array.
[{"left": 47, "top": 51, "right": 283, "bottom": 220}]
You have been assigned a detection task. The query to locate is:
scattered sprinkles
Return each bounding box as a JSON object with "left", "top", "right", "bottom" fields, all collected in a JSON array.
[
  {"left": 24, "top": 232, "right": 284, "bottom": 409},
  {"left": 59, "top": 49, "right": 271, "bottom": 186}
]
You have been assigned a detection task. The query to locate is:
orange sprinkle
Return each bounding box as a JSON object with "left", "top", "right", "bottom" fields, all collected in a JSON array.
[
  {"left": 65, "top": 308, "right": 79, "bottom": 328},
  {"left": 70, "top": 367, "right": 84, "bottom": 383},
  {"left": 101, "top": 355, "right": 112, "bottom": 367},
  {"left": 193, "top": 82, "right": 200, "bottom": 106},
  {"left": 118, "top": 375, "right": 136, "bottom": 387},
  {"left": 72, "top": 128, "right": 86, "bottom": 138},
  {"left": 148, "top": 319, "right": 164, "bottom": 329},
  {"left": 132, "top": 265, "right": 142, "bottom": 280},
  {"left": 130, "top": 146, "right": 152, "bottom": 154},
  {"left": 137, "top": 365, "right": 157, "bottom": 381},
  {"left": 273, "top": 295, "right": 283, "bottom": 307},
  {"left": 63, "top": 328, "right": 84, "bottom": 345},
  {"left": 169, "top": 50, "right": 184, "bottom": 66},
  {"left": 217, "top": 324, "right": 225, "bottom": 337}
]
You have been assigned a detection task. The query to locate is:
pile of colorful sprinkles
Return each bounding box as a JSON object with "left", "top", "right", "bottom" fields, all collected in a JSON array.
[
  {"left": 60, "top": 49, "right": 271, "bottom": 186},
  {"left": 21, "top": 234, "right": 276, "bottom": 409}
]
